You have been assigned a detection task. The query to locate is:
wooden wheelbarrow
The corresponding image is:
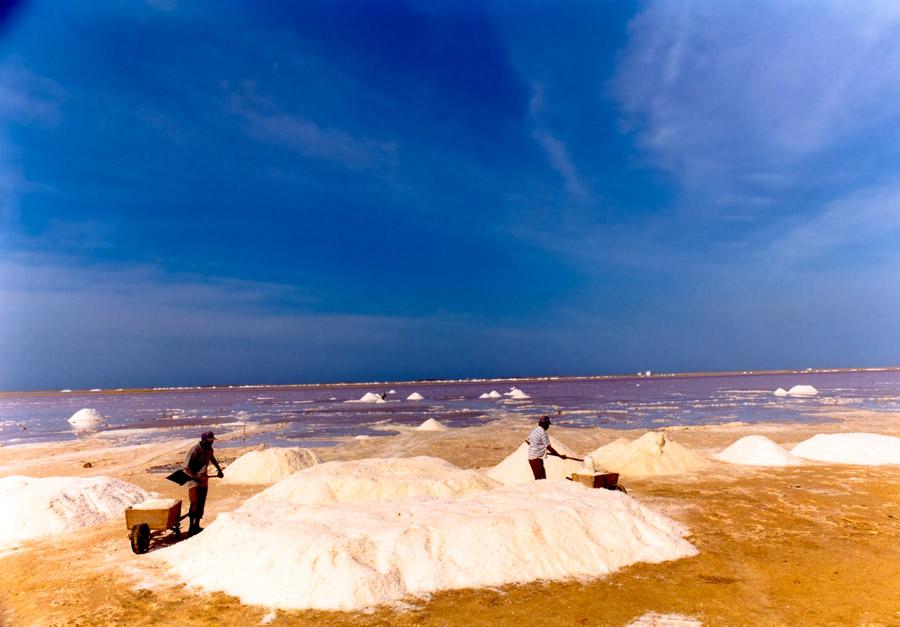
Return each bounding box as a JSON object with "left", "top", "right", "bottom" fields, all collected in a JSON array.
[{"left": 125, "top": 499, "right": 188, "bottom": 554}]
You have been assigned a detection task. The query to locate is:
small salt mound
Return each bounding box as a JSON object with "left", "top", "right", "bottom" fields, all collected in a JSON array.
[
  {"left": 156, "top": 480, "right": 696, "bottom": 611},
  {"left": 588, "top": 432, "right": 710, "bottom": 479},
  {"left": 787, "top": 384, "right": 818, "bottom": 397},
  {"left": 67, "top": 408, "right": 105, "bottom": 427},
  {"left": 773, "top": 387, "right": 789, "bottom": 397},
  {"left": 507, "top": 389, "right": 531, "bottom": 400},
  {"left": 252, "top": 457, "right": 498, "bottom": 506},
  {"left": 416, "top": 418, "right": 447, "bottom": 432},
  {"left": 224, "top": 447, "right": 322, "bottom": 485},
  {"left": 503, "top": 387, "right": 521, "bottom": 396},
  {"left": 406, "top": 392, "right": 425, "bottom": 401},
  {"left": 791, "top": 432, "right": 900, "bottom": 465},
  {"left": 714, "top": 435, "right": 803, "bottom": 467},
  {"left": 345, "top": 392, "right": 385, "bottom": 404},
  {"left": 478, "top": 392, "right": 490, "bottom": 399},
  {"left": 487, "top": 390, "right": 502, "bottom": 398},
  {"left": 0, "top": 475, "right": 148, "bottom": 550},
  {"left": 487, "top": 437, "right": 583, "bottom": 485},
  {"left": 388, "top": 389, "right": 396, "bottom": 394},
  {"left": 132, "top": 498, "right": 179, "bottom": 510}
]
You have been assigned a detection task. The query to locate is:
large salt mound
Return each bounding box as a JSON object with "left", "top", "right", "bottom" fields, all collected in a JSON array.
[
  {"left": 588, "top": 432, "right": 710, "bottom": 479},
  {"left": 790, "top": 432, "right": 900, "bottom": 465},
  {"left": 787, "top": 384, "right": 818, "bottom": 397},
  {"left": 223, "top": 447, "right": 322, "bottom": 485},
  {"left": 67, "top": 408, "right": 105, "bottom": 427},
  {"left": 487, "top": 437, "right": 583, "bottom": 485},
  {"left": 714, "top": 435, "right": 803, "bottom": 467},
  {"left": 406, "top": 392, "right": 425, "bottom": 401},
  {"left": 416, "top": 418, "right": 447, "bottom": 431},
  {"left": 251, "top": 457, "right": 499, "bottom": 506},
  {"left": 156, "top": 480, "right": 696, "bottom": 611},
  {"left": 0, "top": 475, "right": 148, "bottom": 550}
]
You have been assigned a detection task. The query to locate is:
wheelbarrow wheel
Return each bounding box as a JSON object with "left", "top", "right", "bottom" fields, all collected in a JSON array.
[
  {"left": 172, "top": 524, "right": 181, "bottom": 540},
  {"left": 130, "top": 523, "right": 151, "bottom": 554}
]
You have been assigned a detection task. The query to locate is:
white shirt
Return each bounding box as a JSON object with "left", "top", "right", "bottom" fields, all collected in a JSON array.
[{"left": 527, "top": 426, "right": 550, "bottom": 460}]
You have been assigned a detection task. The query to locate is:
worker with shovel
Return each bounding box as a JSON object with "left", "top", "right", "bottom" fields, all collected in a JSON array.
[
  {"left": 526, "top": 416, "right": 572, "bottom": 479},
  {"left": 183, "top": 431, "right": 224, "bottom": 535}
]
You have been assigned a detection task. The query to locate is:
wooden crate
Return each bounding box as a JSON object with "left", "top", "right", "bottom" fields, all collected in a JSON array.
[
  {"left": 570, "top": 472, "right": 619, "bottom": 490},
  {"left": 125, "top": 500, "right": 182, "bottom": 530}
]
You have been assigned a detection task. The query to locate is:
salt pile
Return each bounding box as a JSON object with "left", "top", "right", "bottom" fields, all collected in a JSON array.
[
  {"left": 479, "top": 390, "right": 503, "bottom": 399},
  {"left": 773, "top": 387, "right": 788, "bottom": 397},
  {"left": 67, "top": 408, "right": 105, "bottom": 427},
  {"left": 251, "top": 457, "right": 499, "bottom": 506},
  {"left": 416, "top": 418, "right": 448, "bottom": 432},
  {"left": 588, "top": 432, "right": 710, "bottom": 479},
  {"left": 156, "top": 479, "right": 696, "bottom": 611},
  {"left": 507, "top": 389, "right": 531, "bottom": 400},
  {"left": 406, "top": 392, "right": 425, "bottom": 401},
  {"left": 0, "top": 475, "right": 148, "bottom": 549},
  {"left": 487, "top": 437, "right": 583, "bottom": 485},
  {"left": 224, "top": 447, "right": 322, "bottom": 485},
  {"left": 714, "top": 435, "right": 803, "bottom": 467},
  {"left": 131, "top": 498, "right": 179, "bottom": 510},
  {"left": 345, "top": 392, "right": 386, "bottom": 404},
  {"left": 787, "top": 384, "right": 818, "bottom": 397},
  {"left": 790, "top": 432, "right": 900, "bottom": 465}
]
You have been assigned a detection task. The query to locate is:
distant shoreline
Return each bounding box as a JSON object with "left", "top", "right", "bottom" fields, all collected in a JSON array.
[{"left": 3, "top": 365, "right": 898, "bottom": 397}]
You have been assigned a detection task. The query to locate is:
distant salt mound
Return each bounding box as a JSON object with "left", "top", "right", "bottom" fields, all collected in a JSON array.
[
  {"left": 507, "top": 389, "right": 531, "bottom": 400},
  {"left": 487, "top": 437, "right": 583, "bottom": 485},
  {"left": 156, "top": 480, "right": 697, "bottom": 611},
  {"left": 791, "top": 432, "right": 900, "bottom": 465},
  {"left": 773, "top": 388, "right": 789, "bottom": 397},
  {"left": 588, "top": 432, "right": 710, "bottom": 479},
  {"left": 345, "top": 392, "right": 385, "bottom": 404},
  {"left": 224, "top": 447, "right": 322, "bottom": 485},
  {"left": 416, "top": 418, "right": 447, "bottom": 432},
  {"left": 406, "top": 392, "right": 425, "bottom": 401},
  {"left": 787, "top": 384, "right": 818, "bottom": 397},
  {"left": 0, "top": 475, "right": 148, "bottom": 550},
  {"left": 67, "top": 408, "right": 105, "bottom": 428},
  {"left": 251, "top": 457, "right": 498, "bottom": 506},
  {"left": 479, "top": 392, "right": 491, "bottom": 399},
  {"left": 479, "top": 390, "right": 503, "bottom": 399},
  {"left": 714, "top": 435, "right": 803, "bottom": 467}
]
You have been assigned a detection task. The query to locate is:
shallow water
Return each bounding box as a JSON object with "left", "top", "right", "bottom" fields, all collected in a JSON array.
[{"left": 1, "top": 370, "right": 898, "bottom": 446}]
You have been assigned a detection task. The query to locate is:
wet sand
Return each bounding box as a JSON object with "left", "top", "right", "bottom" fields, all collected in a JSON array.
[{"left": 0, "top": 409, "right": 898, "bottom": 626}]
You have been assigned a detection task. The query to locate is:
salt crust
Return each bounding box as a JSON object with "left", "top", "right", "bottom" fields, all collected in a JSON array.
[
  {"left": 67, "top": 408, "right": 105, "bottom": 426},
  {"left": 790, "top": 432, "right": 900, "bottom": 465},
  {"left": 626, "top": 612, "right": 702, "bottom": 626},
  {"left": 0, "top": 475, "right": 147, "bottom": 549},
  {"left": 416, "top": 418, "right": 447, "bottom": 431},
  {"left": 787, "top": 384, "right": 818, "bottom": 397},
  {"left": 250, "top": 457, "right": 499, "bottom": 506},
  {"left": 714, "top": 435, "right": 803, "bottom": 467},
  {"left": 131, "top": 498, "right": 179, "bottom": 510},
  {"left": 156, "top": 478, "right": 697, "bottom": 611},
  {"left": 406, "top": 392, "right": 425, "bottom": 401},
  {"left": 223, "top": 447, "right": 322, "bottom": 485},
  {"left": 487, "top": 437, "right": 583, "bottom": 484},
  {"left": 588, "top": 432, "right": 710, "bottom": 479}
]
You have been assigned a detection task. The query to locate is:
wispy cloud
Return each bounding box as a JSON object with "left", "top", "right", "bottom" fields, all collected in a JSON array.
[{"left": 529, "top": 84, "right": 589, "bottom": 201}]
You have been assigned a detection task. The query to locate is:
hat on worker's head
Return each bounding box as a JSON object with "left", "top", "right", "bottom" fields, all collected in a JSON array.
[{"left": 201, "top": 431, "right": 216, "bottom": 442}]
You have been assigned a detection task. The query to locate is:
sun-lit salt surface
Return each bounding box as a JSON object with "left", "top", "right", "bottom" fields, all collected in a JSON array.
[
  {"left": 487, "top": 437, "right": 583, "bottom": 485},
  {"left": 406, "top": 392, "right": 425, "bottom": 401},
  {"left": 249, "top": 457, "right": 499, "bottom": 506},
  {"left": 131, "top": 498, "right": 179, "bottom": 510},
  {"left": 416, "top": 418, "right": 447, "bottom": 431},
  {"left": 626, "top": 612, "right": 702, "bottom": 626},
  {"left": 0, "top": 475, "right": 147, "bottom": 549},
  {"left": 67, "top": 408, "right": 105, "bottom": 427},
  {"left": 156, "top": 479, "right": 696, "bottom": 611},
  {"left": 588, "top": 432, "right": 710, "bottom": 479},
  {"left": 223, "top": 447, "right": 322, "bottom": 484},
  {"left": 790, "top": 432, "right": 900, "bottom": 465},
  {"left": 714, "top": 435, "right": 803, "bottom": 467},
  {"left": 787, "top": 384, "right": 818, "bottom": 397}
]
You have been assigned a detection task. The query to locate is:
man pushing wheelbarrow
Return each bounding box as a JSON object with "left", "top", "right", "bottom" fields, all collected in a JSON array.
[{"left": 183, "top": 431, "right": 224, "bottom": 536}]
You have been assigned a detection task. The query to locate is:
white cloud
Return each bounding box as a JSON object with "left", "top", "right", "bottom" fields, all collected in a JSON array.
[{"left": 614, "top": 1, "right": 900, "bottom": 190}]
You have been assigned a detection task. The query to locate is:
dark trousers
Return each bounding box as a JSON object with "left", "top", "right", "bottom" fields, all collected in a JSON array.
[
  {"left": 189, "top": 486, "right": 209, "bottom": 520},
  {"left": 528, "top": 458, "right": 546, "bottom": 480}
]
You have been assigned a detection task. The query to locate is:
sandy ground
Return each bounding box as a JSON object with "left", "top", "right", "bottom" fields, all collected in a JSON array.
[{"left": 0, "top": 409, "right": 898, "bottom": 626}]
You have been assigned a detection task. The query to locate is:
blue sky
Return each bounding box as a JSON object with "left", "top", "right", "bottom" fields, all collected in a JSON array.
[{"left": 2, "top": 1, "right": 900, "bottom": 390}]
